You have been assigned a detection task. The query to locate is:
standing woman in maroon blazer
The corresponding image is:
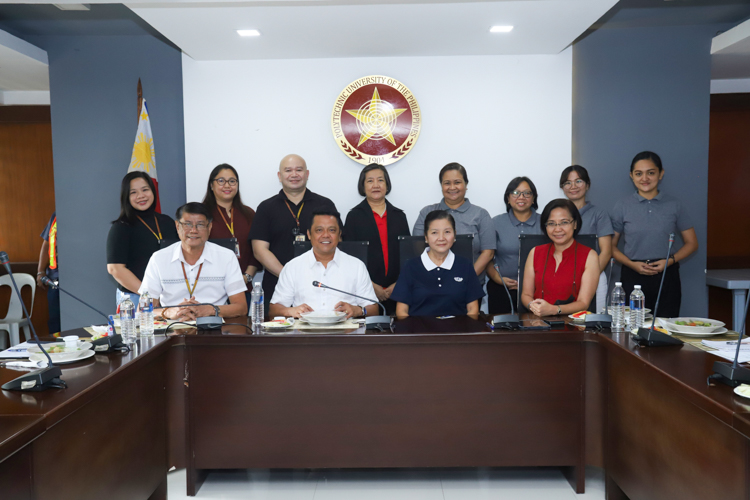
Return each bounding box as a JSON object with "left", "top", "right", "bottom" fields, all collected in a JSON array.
[
  {"left": 344, "top": 164, "right": 411, "bottom": 315},
  {"left": 202, "top": 163, "right": 261, "bottom": 303}
]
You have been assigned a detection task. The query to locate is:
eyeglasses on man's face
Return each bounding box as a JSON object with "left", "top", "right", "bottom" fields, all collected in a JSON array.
[{"left": 178, "top": 221, "right": 209, "bottom": 230}]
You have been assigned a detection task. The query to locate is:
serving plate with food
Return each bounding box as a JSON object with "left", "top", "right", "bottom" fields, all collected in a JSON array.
[
  {"left": 28, "top": 341, "right": 94, "bottom": 364},
  {"left": 261, "top": 318, "right": 295, "bottom": 330},
  {"left": 299, "top": 311, "right": 348, "bottom": 325},
  {"left": 659, "top": 317, "right": 726, "bottom": 336}
]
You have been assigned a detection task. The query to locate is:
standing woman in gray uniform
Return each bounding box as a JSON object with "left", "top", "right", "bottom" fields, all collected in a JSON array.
[
  {"left": 485, "top": 177, "right": 543, "bottom": 314},
  {"left": 560, "top": 165, "right": 612, "bottom": 311},
  {"left": 412, "top": 163, "right": 495, "bottom": 278},
  {"left": 611, "top": 151, "right": 698, "bottom": 317}
]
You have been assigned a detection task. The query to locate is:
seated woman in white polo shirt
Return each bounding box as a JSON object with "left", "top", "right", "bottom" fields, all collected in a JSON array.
[
  {"left": 269, "top": 211, "right": 379, "bottom": 319},
  {"left": 139, "top": 202, "right": 248, "bottom": 320}
]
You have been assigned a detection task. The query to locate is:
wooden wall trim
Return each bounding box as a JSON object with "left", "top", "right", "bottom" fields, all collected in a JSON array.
[{"left": 0, "top": 106, "right": 51, "bottom": 123}]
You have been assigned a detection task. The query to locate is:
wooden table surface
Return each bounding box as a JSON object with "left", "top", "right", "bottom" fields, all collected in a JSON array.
[{"left": 3, "top": 316, "right": 750, "bottom": 499}]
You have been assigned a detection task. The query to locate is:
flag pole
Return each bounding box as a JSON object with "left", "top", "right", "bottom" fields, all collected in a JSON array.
[{"left": 137, "top": 78, "right": 143, "bottom": 122}]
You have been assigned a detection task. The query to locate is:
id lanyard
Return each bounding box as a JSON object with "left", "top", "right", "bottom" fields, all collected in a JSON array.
[
  {"left": 218, "top": 207, "right": 241, "bottom": 258},
  {"left": 285, "top": 200, "right": 306, "bottom": 241},
  {"left": 136, "top": 215, "right": 163, "bottom": 244},
  {"left": 181, "top": 262, "right": 203, "bottom": 297}
]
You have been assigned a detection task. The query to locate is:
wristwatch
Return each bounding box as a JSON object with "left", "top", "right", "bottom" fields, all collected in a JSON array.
[
  {"left": 212, "top": 305, "right": 220, "bottom": 316},
  {"left": 243, "top": 273, "right": 252, "bottom": 283},
  {"left": 557, "top": 305, "right": 562, "bottom": 315}
]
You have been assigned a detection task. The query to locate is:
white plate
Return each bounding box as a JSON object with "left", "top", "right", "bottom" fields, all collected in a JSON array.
[
  {"left": 664, "top": 326, "right": 729, "bottom": 337},
  {"left": 661, "top": 317, "right": 725, "bottom": 334},
  {"left": 261, "top": 318, "right": 295, "bottom": 330},
  {"left": 734, "top": 385, "right": 750, "bottom": 399},
  {"left": 29, "top": 348, "right": 95, "bottom": 365},
  {"left": 300, "top": 311, "right": 347, "bottom": 325}
]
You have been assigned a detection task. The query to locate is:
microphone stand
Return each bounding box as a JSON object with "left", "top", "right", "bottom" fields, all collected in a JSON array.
[
  {"left": 710, "top": 288, "right": 750, "bottom": 387},
  {"left": 585, "top": 257, "right": 614, "bottom": 330},
  {"left": 492, "top": 264, "right": 519, "bottom": 329},
  {"left": 42, "top": 277, "right": 129, "bottom": 352},
  {"left": 312, "top": 281, "right": 391, "bottom": 331},
  {"left": 633, "top": 234, "right": 683, "bottom": 347},
  {"left": 0, "top": 252, "right": 67, "bottom": 391}
]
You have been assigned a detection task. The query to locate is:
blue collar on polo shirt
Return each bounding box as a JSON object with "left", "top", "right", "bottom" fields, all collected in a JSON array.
[
  {"left": 438, "top": 198, "right": 472, "bottom": 213},
  {"left": 508, "top": 210, "right": 539, "bottom": 227},
  {"left": 634, "top": 191, "right": 663, "bottom": 202},
  {"left": 421, "top": 248, "right": 455, "bottom": 271}
]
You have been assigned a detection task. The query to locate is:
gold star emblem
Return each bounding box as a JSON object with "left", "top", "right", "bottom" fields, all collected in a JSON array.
[{"left": 345, "top": 87, "right": 407, "bottom": 146}]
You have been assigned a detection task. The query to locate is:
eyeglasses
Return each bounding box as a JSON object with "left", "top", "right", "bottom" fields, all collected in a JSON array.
[
  {"left": 214, "top": 178, "right": 238, "bottom": 187},
  {"left": 178, "top": 221, "right": 209, "bottom": 230},
  {"left": 562, "top": 179, "right": 586, "bottom": 189},
  {"left": 545, "top": 220, "right": 574, "bottom": 228},
  {"left": 510, "top": 190, "right": 533, "bottom": 199}
]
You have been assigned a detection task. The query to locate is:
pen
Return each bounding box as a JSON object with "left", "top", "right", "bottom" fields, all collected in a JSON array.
[{"left": 485, "top": 322, "right": 495, "bottom": 331}]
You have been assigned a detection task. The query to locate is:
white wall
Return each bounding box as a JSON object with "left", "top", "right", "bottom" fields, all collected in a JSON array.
[{"left": 182, "top": 50, "right": 572, "bottom": 227}]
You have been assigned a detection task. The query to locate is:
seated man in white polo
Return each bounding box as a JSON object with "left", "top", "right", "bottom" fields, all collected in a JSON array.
[
  {"left": 139, "top": 202, "right": 248, "bottom": 320},
  {"left": 269, "top": 211, "right": 379, "bottom": 319}
]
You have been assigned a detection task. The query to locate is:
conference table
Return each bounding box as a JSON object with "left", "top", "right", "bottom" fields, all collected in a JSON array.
[{"left": 2, "top": 315, "right": 750, "bottom": 499}]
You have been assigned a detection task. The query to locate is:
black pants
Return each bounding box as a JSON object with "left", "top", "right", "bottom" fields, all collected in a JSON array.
[
  {"left": 620, "top": 262, "right": 681, "bottom": 318},
  {"left": 48, "top": 286, "right": 60, "bottom": 335},
  {"left": 487, "top": 279, "right": 518, "bottom": 315}
]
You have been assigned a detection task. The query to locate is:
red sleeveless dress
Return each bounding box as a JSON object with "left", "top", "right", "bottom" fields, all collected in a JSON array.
[{"left": 533, "top": 242, "right": 592, "bottom": 305}]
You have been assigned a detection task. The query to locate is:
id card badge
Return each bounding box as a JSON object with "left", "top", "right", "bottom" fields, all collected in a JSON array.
[
  {"left": 231, "top": 238, "right": 240, "bottom": 258},
  {"left": 295, "top": 234, "right": 306, "bottom": 242}
]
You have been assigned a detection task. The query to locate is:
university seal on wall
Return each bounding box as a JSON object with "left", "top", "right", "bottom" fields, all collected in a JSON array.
[{"left": 331, "top": 75, "right": 421, "bottom": 166}]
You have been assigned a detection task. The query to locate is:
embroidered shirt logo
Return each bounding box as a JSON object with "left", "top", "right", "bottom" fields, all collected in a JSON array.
[{"left": 454, "top": 277, "right": 463, "bottom": 282}]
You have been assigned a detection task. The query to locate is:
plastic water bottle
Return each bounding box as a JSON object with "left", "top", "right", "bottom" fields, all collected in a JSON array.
[
  {"left": 119, "top": 296, "right": 136, "bottom": 344},
  {"left": 611, "top": 282, "right": 626, "bottom": 330},
  {"left": 251, "top": 282, "right": 264, "bottom": 327},
  {"left": 630, "top": 285, "right": 646, "bottom": 331},
  {"left": 139, "top": 291, "right": 154, "bottom": 338}
]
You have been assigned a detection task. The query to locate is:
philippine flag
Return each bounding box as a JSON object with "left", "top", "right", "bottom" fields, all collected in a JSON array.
[{"left": 128, "top": 99, "right": 161, "bottom": 212}]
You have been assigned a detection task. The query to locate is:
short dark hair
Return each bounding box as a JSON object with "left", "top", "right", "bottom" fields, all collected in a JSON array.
[
  {"left": 310, "top": 210, "right": 343, "bottom": 233},
  {"left": 540, "top": 199, "right": 582, "bottom": 238},
  {"left": 112, "top": 171, "right": 157, "bottom": 224},
  {"left": 559, "top": 165, "right": 591, "bottom": 188},
  {"left": 424, "top": 210, "right": 456, "bottom": 234},
  {"left": 357, "top": 163, "right": 392, "bottom": 197},
  {"left": 201, "top": 163, "right": 253, "bottom": 220},
  {"left": 503, "top": 176, "right": 539, "bottom": 213},
  {"left": 175, "top": 202, "right": 212, "bottom": 223},
  {"left": 630, "top": 151, "right": 663, "bottom": 172},
  {"left": 439, "top": 162, "right": 468, "bottom": 185}
]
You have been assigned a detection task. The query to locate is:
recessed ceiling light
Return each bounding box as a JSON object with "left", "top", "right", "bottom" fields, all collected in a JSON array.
[
  {"left": 237, "top": 29, "right": 261, "bottom": 37},
  {"left": 490, "top": 26, "right": 514, "bottom": 33}
]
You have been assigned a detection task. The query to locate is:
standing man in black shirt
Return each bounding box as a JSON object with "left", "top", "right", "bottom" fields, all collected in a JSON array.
[{"left": 249, "top": 154, "right": 337, "bottom": 314}]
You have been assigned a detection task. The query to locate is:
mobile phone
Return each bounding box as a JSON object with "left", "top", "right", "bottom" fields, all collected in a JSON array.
[{"left": 548, "top": 320, "right": 566, "bottom": 328}]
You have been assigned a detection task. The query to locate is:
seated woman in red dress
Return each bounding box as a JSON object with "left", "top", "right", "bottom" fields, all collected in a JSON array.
[{"left": 521, "top": 199, "right": 600, "bottom": 317}]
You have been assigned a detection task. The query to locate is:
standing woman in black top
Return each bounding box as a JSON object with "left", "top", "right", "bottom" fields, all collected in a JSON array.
[
  {"left": 344, "top": 164, "right": 410, "bottom": 315},
  {"left": 107, "top": 171, "right": 178, "bottom": 306}
]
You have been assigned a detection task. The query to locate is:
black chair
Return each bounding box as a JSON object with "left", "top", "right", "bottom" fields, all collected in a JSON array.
[
  {"left": 398, "top": 234, "right": 474, "bottom": 269},
  {"left": 159, "top": 238, "right": 236, "bottom": 252},
  {"left": 516, "top": 234, "right": 598, "bottom": 313},
  {"left": 292, "top": 240, "right": 369, "bottom": 267}
]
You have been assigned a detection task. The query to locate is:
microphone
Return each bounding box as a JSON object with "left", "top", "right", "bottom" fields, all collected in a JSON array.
[
  {"left": 585, "top": 257, "right": 614, "bottom": 330},
  {"left": 312, "top": 281, "right": 390, "bottom": 330},
  {"left": 491, "top": 264, "right": 519, "bottom": 329},
  {"left": 0, "top": 251, "right": 66, "bottom": 391},
  {"left": 41, "top": 276, "right": 128, "bottom": 352},
  {"left": 710, "top": 285, "right": 750, "bottom": 387},
  {"left": 632, "top": 233, "right": 683, "bottom": 347}
]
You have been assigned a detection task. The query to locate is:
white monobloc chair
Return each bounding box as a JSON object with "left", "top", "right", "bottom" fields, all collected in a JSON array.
[{"left": 0, "top": 273, "right": 36, "bottom": 347}]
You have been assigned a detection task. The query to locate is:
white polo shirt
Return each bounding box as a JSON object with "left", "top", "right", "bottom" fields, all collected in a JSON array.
[
  {"left": 139, "top": 241, "right": 245, "bottom": 307},
  {"left": 271, "top": 248, "right": 377, "bottom": 312}
]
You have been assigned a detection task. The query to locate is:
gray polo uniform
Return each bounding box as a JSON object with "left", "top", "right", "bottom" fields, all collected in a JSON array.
[
  {"left": 412, "top": 199, "right": 495, "bottom": 267},
  {"left": 492, "top": 211, "right": 542, "bottom": 280},
  {"left": 610, "top": 192, "right": 693, "bottom": 260},
  {"left": 578, "top": 202, "right": 614, "bottom": 239}
]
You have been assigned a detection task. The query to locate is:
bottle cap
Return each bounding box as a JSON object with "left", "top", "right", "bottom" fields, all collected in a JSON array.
[
  {"left": 634, "top": 285, "right": 641, "bottom": 289},
  {"left": 615, "top": 282, "right": 622, "bottom": 286}
]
